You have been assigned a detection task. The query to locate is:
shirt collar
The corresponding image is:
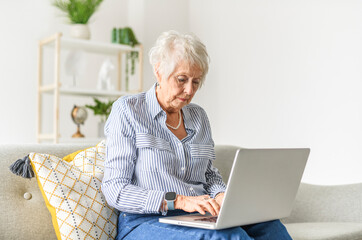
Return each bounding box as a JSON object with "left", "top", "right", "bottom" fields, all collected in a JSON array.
[{"left": 146, "top": 83, "right": 164, "bottom": 119}]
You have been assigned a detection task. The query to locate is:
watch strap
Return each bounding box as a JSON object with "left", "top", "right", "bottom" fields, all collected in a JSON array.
[{"left": 167, "top": 199, "right": 175, "bottom": 210}]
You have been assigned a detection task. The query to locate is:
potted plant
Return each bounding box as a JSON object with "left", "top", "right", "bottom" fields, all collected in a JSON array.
[
  {"left": 52, "top": 0, "right": 104, "bottom": 39},
  {"left": 85, "top": 98, "right": 114, "bottom": 137},
  {"left": 112, "top": 27, "right": 139, "bottom": 91}
]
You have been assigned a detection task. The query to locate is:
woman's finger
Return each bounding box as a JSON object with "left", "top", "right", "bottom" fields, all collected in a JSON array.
[
  {"left": 200, "top": 200, "right": 217, "bottom": 216},
  {"left": 208, "top": 199, "right": 221, "bottom": 215},
  {"left": 195, "top": 205, "right": 206, "bottom": 215}
]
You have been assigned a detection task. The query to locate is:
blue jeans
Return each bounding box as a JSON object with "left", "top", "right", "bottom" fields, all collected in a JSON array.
[{"left": 116, "top": 210, "right": 292, "bottom": 240}]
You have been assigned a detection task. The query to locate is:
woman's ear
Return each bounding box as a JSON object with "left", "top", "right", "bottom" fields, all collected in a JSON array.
[{"left": 154, "top": 62, "right": 162, "bottom": 83}]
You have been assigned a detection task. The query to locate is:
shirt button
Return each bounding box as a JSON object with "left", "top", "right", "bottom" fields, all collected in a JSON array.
[
  {"left": 190, "top": 187, "right": 193, "bottom": 191},
  {"left": 123, "top": 214, "right": 127, "bottom": 217},
  {"left": 181, "top": 167, "right": 185, "bottom": 171}
]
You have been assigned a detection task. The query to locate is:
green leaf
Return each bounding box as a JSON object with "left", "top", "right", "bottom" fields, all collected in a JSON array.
[
  {"left": 52, "top": 0, "right": 103, "bottom": 24},
  {"left": 85, "top": 98, "right": 115, "bottom": 121}
]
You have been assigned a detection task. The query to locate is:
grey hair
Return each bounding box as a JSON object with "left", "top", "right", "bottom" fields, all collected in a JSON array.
[{"left": 149, "top": 30, "right": 210, "bottom": 86}]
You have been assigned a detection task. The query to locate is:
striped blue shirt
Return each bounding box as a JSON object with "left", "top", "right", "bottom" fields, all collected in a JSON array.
[{"left": 102, "top": 83, "right": 226, "bottom": 214}]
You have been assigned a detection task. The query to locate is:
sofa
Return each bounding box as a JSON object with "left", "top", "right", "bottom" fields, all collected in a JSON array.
[{"left": 1, "top": 143, "right": 362, "bottom": 240}]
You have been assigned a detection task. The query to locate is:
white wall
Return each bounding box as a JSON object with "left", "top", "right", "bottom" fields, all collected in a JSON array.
[
  {"left": 189, "top": 0, "right": 362, "bottom": 185},
  {"left": 1, "top": 0, "right": 362, "bottom": 185},
  {"left": 127, "top": 0, "right": 190, "bottom": 89}
]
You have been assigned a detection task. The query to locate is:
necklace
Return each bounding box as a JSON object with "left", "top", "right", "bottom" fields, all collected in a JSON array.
[{"left": 166, "top": 111, "right": 182, "bottom": 130}]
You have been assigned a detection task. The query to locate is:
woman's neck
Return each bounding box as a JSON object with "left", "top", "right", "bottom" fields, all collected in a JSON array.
[{"left": 156, "top": 85, "right": 180, "bottom": 114}]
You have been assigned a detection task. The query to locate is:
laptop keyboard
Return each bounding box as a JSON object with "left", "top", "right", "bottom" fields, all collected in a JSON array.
[{"left": 194, "top": 216, "right": 218, "bottom": 223}]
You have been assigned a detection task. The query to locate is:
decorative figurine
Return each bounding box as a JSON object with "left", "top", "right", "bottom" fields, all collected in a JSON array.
[{"left": 97, "top": 58, "right": 115, "bottom": 90}]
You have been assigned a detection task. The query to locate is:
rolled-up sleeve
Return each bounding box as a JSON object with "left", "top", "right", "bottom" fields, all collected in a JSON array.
[
  {"left": 101, "top": 99, "right": 165, "bottom": 214},
  {"left": 204, "top": 160, "right": 227, "bottom": 198}
]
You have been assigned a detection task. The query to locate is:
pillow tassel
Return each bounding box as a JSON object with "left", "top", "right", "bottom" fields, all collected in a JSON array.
[{"left": 9, "top": 155, "right": 35, "bottom": 178}]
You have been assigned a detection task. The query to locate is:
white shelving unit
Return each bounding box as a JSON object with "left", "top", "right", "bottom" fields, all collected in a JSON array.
[{"left": 37, "top": 32, "right": 143, "bottom": 143}]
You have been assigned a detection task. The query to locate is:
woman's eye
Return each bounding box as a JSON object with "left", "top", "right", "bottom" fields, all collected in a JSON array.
[
  {"left": 177, "top": 76, "right": 187, "bottom": 82},
  {"left": 193, "top": 80, "right": 200, "bottom": 86}
]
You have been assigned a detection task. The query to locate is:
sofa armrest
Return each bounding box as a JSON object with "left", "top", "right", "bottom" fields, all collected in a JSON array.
[
  {"left": 0, "top": 143, "right": 93, "bottom": 240},
  {"left": 283, "top": 183, "right": 362, "bottom": 223}
]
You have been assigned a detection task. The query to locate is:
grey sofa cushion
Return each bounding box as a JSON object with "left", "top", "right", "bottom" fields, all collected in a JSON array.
[
  {"left": 284, "top": 183, "right": 362, "bottom": 223},
  {"left": 285, "top": 222, "right": 362, "bottom": 240},
  {"left": 213, "top": 145, "right": 240, "bottom": 183}
]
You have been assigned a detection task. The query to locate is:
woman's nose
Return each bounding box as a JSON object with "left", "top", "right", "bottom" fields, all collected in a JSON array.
[{"left": 184, "top": 81, "right": 194, "bottom": 95}]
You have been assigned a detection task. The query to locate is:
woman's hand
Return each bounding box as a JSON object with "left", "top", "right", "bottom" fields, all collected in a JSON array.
[
  {"left": 214, "top": 192, "right": 225, "bottom": 206},
  {"left": 174, "top": 195, "right": 221, "bottom": 216}
]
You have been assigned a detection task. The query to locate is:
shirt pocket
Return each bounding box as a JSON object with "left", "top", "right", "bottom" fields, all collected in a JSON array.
[
  {"left": 135, "top": 133, "right": 174, "bottom": 173},
  {"left": 189, "top": 144, "right": 216, "bottom": 183}
]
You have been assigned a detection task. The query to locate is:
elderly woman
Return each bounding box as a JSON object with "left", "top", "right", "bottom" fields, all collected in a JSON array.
[{"left": 102, "top": 31, "right": 292, "bottom": 240}]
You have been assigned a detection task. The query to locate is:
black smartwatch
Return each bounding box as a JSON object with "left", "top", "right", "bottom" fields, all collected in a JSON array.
[{"left": 165, "top": 192, "right": 177, "bottom": 210}]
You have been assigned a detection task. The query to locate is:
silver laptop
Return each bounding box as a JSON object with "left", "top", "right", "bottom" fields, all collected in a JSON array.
[{"left": 159, "top": 148, "right": 310, "bottom": 230}]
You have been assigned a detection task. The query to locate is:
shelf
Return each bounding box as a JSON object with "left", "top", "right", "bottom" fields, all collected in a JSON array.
[
  {"left": 37, "top": 33, "right": 143, "bottom": 144},
  {"left": 38, "top": 134, "right": 56, "bottom": 140},
  {"left": 60, "top": 88, "right": 139, "bottom": 98},
  {"left": 39, "top": 85, "right": 138, "bottom": 98},
  {"left": 41, "top": 34, "right": 140, "bottom": 55}
]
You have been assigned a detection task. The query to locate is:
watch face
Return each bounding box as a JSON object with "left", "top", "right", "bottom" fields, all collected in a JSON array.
[{"left": 165, "top": 192, "right": 176, "bottom": 201}]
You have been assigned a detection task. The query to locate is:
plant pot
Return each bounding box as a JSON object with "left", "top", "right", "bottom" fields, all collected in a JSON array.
[{"left": 70, "top": 24, "right": 91, "bottom": 40}]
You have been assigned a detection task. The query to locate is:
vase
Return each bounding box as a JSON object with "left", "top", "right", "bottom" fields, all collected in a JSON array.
[{"left": 70, "top": 24, "right": 91, "bottom": 40}]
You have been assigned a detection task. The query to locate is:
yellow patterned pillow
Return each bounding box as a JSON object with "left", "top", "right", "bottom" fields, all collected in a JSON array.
[{"left": 29, "top": 140, "right": 118, "bottom": 240}]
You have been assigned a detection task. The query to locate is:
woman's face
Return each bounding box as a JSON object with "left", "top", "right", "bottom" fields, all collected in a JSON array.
[{"left": 156, "top": 61, "right": 203, "bottom": 113}]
